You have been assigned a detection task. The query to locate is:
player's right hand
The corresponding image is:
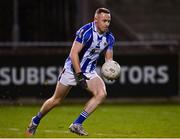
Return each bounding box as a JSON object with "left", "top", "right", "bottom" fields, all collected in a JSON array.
[{"left": 75, "top": 72, "right": 89, "bottom": 89}]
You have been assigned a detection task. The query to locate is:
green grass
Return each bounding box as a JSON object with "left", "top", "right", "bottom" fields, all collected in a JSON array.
[{"left": 0, "top": 103, "right": 180, "bottom": 138}]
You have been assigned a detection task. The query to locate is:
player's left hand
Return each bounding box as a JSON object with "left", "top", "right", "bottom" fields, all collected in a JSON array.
[{"left": 75, "top": 72, "right": 90, "bottom": 89}]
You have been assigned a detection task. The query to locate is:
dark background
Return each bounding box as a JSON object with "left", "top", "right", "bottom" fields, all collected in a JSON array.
[{"left": 0, "top": 0, "right": 179, "bottom": 101}]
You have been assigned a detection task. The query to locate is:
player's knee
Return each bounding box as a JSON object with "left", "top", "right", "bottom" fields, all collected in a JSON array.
[
  {"left": 51, "top": 97, "right": 61, "bottom": 106},
  {"left": 101, "top": 92, "right": 107, "bottom": 99},
  {"left": 96, "top": 90, "right": 107, "bottom": 100}
]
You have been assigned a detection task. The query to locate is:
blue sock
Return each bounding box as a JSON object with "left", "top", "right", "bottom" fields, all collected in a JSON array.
[
  {"left": 73, "top": 110, "right": 89, "bottom": 125},
  {"left": 32, "top": 112, "right": 42, "bottom": 125}
]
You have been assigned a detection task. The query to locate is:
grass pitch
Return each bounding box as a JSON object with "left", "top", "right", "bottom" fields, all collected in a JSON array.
[{"left": 0, "top": 102, "right": 180, "bottom": 138}]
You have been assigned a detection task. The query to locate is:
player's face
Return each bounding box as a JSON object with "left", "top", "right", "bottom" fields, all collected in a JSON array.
[{"left": 95, "top": 13, "right": 111, "bottom": 34}]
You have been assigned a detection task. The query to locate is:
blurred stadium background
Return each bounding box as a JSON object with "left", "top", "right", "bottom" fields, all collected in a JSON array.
[{"left": 0, "top": 0, "right": 179, "bottom": 103}]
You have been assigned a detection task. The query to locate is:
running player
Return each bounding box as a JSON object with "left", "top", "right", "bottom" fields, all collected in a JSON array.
[{"left": 26, "top": 7, "right": 115, "bottom": 136}]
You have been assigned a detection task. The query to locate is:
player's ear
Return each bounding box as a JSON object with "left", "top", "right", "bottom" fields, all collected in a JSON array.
[{"left": 94, "top": 14, "right": 98, "bottom": 23}]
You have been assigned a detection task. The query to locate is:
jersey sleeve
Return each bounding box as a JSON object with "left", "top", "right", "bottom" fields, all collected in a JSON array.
[
  {"left": 107, "top": 33, "right": 115, "bottom": 50},
  {"left": 75, "top": 24, "right": 91, "bottom": 45}
]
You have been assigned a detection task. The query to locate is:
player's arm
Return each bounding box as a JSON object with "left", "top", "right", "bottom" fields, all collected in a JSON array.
[
  {"left": 105, "top": 49, "right": 113, "bottom": 62},
  {"left": 69, "top": 41, "right": 83, "bottom": 73},
  {"left": 105, "top": 33, "right": 115, "bottom": 62},
  {"left": 70, "top": 40, "right": 89, "bottom": 89}
]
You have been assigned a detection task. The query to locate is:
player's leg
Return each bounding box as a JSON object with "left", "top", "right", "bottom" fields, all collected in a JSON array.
[
  {"left": 84, "top": 75, "right": 107, "bottom": 113},
  {"left": 26, "top": 82, "right": 71, "bottom": 135},
  {"left": 39, "top": 83, "right": 72, "bottom": 117},
  {"left": 69, "top": 75, "right": 106, "bottom": 135}
]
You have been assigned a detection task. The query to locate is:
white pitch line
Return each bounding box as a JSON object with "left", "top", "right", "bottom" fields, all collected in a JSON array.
[
  {"left": 3, "top": 128, "right": 173, "bottom": 139},
  {"left": 3, "top": 127, "right": 113, "bottom": 136},
  {"left": 6, "top": 128, "right": 20, "bottom": 131},
  {"left": 5, "top": 128, "right": 68, "bottom": 134},
  {"left": 42, "top": 129, "right": 69, "bottom": 134}
]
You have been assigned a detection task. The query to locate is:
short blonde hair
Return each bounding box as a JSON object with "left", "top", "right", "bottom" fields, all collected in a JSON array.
[{"left": 95, "top": 8, "right": 110, "bottom": 15}]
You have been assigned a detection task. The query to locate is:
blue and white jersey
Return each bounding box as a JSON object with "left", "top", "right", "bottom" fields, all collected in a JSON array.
[{"left": 64, "top": 22, "right": 115, "bottom": 73}]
